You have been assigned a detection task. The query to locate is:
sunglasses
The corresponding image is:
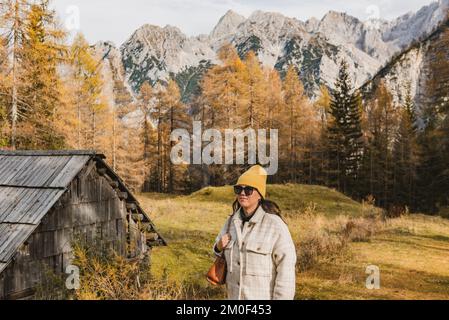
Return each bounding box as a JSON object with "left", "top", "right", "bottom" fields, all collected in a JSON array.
[{"left": 234, "top": 185, "right": 255, "bottom": 196}]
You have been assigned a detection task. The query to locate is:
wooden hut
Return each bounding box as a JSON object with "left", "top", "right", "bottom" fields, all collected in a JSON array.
[{"left": 0, "top": 150, "right": 166, "bottom": 300}]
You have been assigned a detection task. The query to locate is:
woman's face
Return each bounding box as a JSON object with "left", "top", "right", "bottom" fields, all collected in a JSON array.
[{"left": 235, "top": 185, "right": 261, "bottom": 211}]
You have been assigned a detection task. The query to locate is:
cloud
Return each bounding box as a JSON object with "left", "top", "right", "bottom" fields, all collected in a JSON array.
[{"left": 52, "top": 0, "right": 436, "bottom": 46}]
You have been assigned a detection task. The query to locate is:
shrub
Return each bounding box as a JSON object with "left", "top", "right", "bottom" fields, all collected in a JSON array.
[
  {"left": 385, "top": 205, "right": 409, "bottom": 218},
  {"left": 35, "top": 239, "right": 212, "bottom": 300},
  {"left": 296, "top": 206, "right": 349, "bottom": 272},
  {"left": 295, "top": 203, "right": 384, "bottom": 272},
  {"left": 34, "top": 265, "right": 72, "bottom": 300},
  {"left": 341, "top": 217, "right": 383, "bottom": 242},
  {"left": 296, "top": 229, "right": 348, "bottom": 272},
  {"left": 71, "top": 242, "right": 148, "bottom": 300}
]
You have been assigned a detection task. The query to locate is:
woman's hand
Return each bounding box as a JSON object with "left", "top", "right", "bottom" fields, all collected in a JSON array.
[{"left": 217, "top": 233, "right": 232, "bottom": 252}]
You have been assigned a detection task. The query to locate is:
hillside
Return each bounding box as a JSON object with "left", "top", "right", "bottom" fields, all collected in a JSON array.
[
  {"left": 189, "top": 184, "right": 368, "bottom": 217},
  {"left": 361, "top": 15, "right": 449, "bottom": 111},
  {"left": 137, "top": 184, "right": 449, "bottom": 300}
]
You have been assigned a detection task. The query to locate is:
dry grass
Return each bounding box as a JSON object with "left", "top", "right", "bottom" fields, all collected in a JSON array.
[
  {"left": 35, "top": 240, "right": 223, "bottom": 300},
  {"left": 137, "top": 184, "right": 449, "bottom": 300},
  {"left": 297, "top": 213, "right": 449, "bottom": 299},
  {"left": 294, "top": 202, "right": 384, "bottom": 271}
]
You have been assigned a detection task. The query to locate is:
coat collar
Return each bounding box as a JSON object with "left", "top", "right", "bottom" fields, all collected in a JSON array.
[
  {"left": 232, "top": 204, "right": 266, "bottom": 225},
  {"left": 232, "top": 205, "right": 266, "bottom": 248}
]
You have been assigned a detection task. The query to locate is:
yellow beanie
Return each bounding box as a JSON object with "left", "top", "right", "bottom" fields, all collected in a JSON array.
[{"left": 236, "top": 165, "right": 268, "bottom": 198}]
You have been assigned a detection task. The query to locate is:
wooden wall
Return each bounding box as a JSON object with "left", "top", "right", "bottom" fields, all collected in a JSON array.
[{"left": 0, "top": 160, "right": 150, "bottom": 299}]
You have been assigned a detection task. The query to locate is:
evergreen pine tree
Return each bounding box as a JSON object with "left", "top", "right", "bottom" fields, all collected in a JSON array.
[
  {"left": 327, "top": 60, "right": 364, "bottom": 194},
  {"left": 392, "top": 88, "right": 420, "bottom": 210},
  {"left": 360, "top": 81, "right": 398, "bottom": 208},
  {"left": 416, "top": 107, "right": 444, "bottom": 213}
]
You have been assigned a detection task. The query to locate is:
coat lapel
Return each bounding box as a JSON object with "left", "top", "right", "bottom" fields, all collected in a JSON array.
[
  {"left": 232, "top": 206, "right": 266, "bottom": 248},
  {"left": 232, "top": 216, "right": 243, "bottom": 248}
]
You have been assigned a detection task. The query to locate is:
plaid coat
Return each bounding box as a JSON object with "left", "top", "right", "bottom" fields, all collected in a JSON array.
[{"left": 213, "top": 206, "right": 297, "bottom": 300}]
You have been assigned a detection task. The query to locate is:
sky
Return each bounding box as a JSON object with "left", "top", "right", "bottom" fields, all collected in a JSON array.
[{"left": 52, "top": 0, "right": 437, "bottom": 46}]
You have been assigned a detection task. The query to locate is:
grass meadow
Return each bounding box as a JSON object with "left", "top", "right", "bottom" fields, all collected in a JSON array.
[{"left": 137, "top": 184, "right": 449, "bottom": 300}]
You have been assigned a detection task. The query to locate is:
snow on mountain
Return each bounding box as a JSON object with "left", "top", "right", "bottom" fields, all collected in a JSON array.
[
  {"left": 210, "top": 9, "right": 246, "bottom": 43},
  {"left": 314, "top": 11, "right": 395, "bottom": 64},
  {"left": 94, "top": 0, "right": 449, "bottom": 101},
  {"left": 360, "top": 11, "right": 449, "bottom": 122},
  {"left": 305, "top": 17, "right": 320, "bottom": 33},
  {"left": 317, "top": 11, "right": 365, "bottom": 46},
  {"left": 94, "top": 41, "right": 134, "bottom": 106},
  {"left": 362, "top": 46, "right": 427, "bottom": 107},
  {"left": 226, "top": 10, "right": 309, "bottom": 68},
  {"left": 382, "top": 0, "right": 449, "bottom": 48},
  {"left": 120, "top": 24, "right": 216, "bottom": 92}
]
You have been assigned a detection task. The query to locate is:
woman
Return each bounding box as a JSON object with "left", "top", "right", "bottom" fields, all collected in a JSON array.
[{"left": 213, "top": 165, "right": 297, "bottom": 300}]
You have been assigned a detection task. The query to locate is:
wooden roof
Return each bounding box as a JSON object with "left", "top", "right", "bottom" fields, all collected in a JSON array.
[{"left": 0, "top": 150, "right": 165, "bottom": 274}]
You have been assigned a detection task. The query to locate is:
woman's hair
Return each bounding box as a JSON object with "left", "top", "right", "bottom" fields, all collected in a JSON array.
[{"left": 232, "top": 196, "right": 286, "bottom": 224}]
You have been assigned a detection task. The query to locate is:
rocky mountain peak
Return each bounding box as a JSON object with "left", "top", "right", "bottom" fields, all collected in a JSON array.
[
  {"left": 210, "top": 9, "right": 246, "bottom": 39},
  {"left": 305, "top": 17, "right": 320, "bottom": 33},
  {"left": 382, "top": 0, "right": 449, "bottom": 46},
  {"left": 96, "top": 1, "right": 449, "bottom": 103}
]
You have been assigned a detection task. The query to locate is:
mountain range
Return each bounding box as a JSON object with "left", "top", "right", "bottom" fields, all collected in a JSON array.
[{"left": 95, "top": 0, "right": 449, "bottom": 110}]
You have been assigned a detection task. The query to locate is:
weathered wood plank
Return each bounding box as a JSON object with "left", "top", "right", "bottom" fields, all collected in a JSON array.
[
  {"left": 49, "top": 156, "right": 90, "bottom": 188},
  {"left": 0, "top": 187, "right": 39, "bottom": 222},
  {"left": 78, "top": 160, "right": 96, "bottom": 180},
  {"left": 0, "top": 151, "right": 166, "bottom": 300},
  {"left": 0, "top": 224, "right": 35, "bottom": 262},
  {"left": 0, "top": 187, "right": 65, "bottom": 225},
  {"left": 0, "top": 150, "right": 100, "bottom": 157},
  {"left": 24, "top": 157, "right": 71, "bottom": 187},
  {"left": 24, "top": 190, "right": 66, "bottom": 225},
  {"left": 0, "top": 156, "right": 34, "bottom": 185},
  {"left": 5, "top": 157, "right": 64, "bottom": 187}
]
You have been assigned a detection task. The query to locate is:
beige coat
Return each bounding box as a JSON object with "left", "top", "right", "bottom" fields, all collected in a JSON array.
[{"left": 213, "top": 206, "right": 297, "bottom": 300}]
